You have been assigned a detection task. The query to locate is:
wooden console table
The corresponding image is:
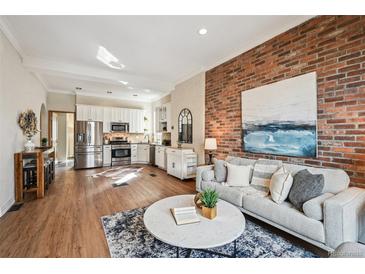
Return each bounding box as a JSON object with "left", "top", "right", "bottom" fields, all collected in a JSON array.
[{"left": 14, "top": 147, "right": 55, "bottom": 203}]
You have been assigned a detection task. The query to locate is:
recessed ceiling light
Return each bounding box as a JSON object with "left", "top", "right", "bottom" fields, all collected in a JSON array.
[
  {"left": 144, "top": 89, "right": 151, "bottom": 93},
  {"left": 107, "top": 91, "right": 112, "bottom": 94},
  {"left": 133, "top": 94, "right": 138, "bottom": 97},
  {"left": 96, "top": 46, "right": 125, "bottom": 70},
  {"left": 198, "top": 28, "right": 208, "bottom": 35},
  {"left": 119, "top": 80, "right": 128, "bottom": 85},
  {"left": 127, "top": 86, "right": 134, "bottom": 90}
]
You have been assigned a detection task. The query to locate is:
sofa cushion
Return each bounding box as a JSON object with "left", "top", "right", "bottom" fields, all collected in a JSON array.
[
  {"left": 302, "top": 193, "right": 334, "bottom": 221},
  {"left": 226, "top": 156, "right": 256, "bottom": 166},
  {"left": 201, "top": 169, "right": 215, "bottom": 182},
  {"left": 201, "top": 181, "right": 267, "bottom": 207},
  {"left": 226, "top": 162, "right": 252, "bottom": 187},
  {"left": 243, "top": 195, "right": 325, "bottom": 243},
  {"left": 251, "top": 159, "right": 282, "bottom": 189},
  {"left": 283, "top": 163, "right": 350, "bottom": 194},
  {"left": 288, "top": 169, "right": 324, "bottom": 210},
  {"left": 213, "top": 159, "right": 227, "bottom": 183},
  {"left": 270, "top": 166, "right": 293, "bottom": 204}
]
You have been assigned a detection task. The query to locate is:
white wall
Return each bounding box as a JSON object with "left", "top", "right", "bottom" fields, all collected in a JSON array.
[
  {"left": 47, "top": 92, "right": 76, "bottom": 112},
  {"left": 171, "top": 72, "right": 205, "bottom": 164},
  {"left": 0, "top": 30, "right": 47, "bottom": 216}
]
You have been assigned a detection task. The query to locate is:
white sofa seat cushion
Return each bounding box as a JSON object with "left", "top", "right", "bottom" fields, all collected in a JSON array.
[
  {"left": 243, "top": 195, "right": 325, "bottom": 243},
  {"left": 303, "top": 193, "right": 334, "bottom": 221},
  {"left": 201, "top": 181, "right": 267, "bottom": 207}
]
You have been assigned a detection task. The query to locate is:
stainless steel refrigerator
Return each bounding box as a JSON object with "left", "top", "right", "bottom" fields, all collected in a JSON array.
[{"left": 74, "top": 121, "right": 103, "bottom": 169}]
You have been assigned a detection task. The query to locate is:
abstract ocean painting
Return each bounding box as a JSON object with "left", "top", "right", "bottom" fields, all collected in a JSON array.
[{"left": 242, "top": 72, "right": 317, "bottom": 158}]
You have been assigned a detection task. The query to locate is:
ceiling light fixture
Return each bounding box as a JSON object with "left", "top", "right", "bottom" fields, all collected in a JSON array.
[
  {"left": 127, "top": 86, "right": 134, "bottom": 90},
  {"left": 107, "top": 91, "right": 112, "bottom": 94},
  {"left": 119, "top": 80, "right": 128, "bottom": 85},
  {"left": 198, "top": 28, "right": 208, "bottom": 35},
  {"left": 144, "top": 89, "right": 151, "bottom": 93},
  {"left": 96, "top": 46, "right": 125, "bottom": 70},
  {"left": 75, "top": 87, "right": 82, "bottom": 91}
]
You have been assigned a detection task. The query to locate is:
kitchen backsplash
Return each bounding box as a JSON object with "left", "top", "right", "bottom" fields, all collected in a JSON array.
[{"left": 103, "top": 132, "right": 147, "bottom": 143}]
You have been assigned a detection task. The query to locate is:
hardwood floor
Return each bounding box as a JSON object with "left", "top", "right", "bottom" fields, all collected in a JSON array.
[
  {"left": 0, "top": 164, "right": 196, "bottom": 257},
  {"left": 0, "top": 164, "right": 326, "bottom": 258}
]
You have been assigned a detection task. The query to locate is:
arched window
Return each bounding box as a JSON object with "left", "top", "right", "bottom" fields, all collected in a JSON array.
[{"left": 178, "top": 108, "right": 192, "bottom": 144}]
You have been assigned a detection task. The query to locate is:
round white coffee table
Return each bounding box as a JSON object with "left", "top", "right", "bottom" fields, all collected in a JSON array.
[{"left": 143, "top": 194, "right": 245, "bottom": 257}]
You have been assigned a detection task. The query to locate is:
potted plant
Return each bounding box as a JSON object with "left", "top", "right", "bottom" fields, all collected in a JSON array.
[
  {"left": 200, "top": 188, "right": 219, "bottom": 220},
  {"left": 41, "top": 137, "right": 48, "bottom": 147}
]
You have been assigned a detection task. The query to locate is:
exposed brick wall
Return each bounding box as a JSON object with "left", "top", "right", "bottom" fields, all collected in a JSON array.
[{"left": 205, "top": 16, "right": 365, "bottom": 187}]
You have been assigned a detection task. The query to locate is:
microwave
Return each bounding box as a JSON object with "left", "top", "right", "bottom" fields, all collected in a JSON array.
[{"left": 110, "top": 122, "right": 129, "bottom": 132}]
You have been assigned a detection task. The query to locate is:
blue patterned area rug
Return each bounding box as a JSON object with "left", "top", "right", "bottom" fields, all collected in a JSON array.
[{"left": 101, "top": 208, "right": 318, "bottom": 258}]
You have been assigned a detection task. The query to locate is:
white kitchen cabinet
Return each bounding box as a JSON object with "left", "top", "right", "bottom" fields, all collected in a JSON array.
[
  {"left": 155, "top": 146, "right": 166, "bottom": 169},
  {"left": 131, "top": 144, "right": 150, "bottom": 164},
  {"left": 166, "top": 148, "right": 197, "bottom": 180},
  {"left": 76, "top": 104, "right": 145, "bottom": 133},
  {"left": 165, "top": 102, "right": 172, "bottom": 132},
  {"left": 76, "top": 105, "right": 103, "bottom": 122},
  {"left": 131, "top": 144, "right": 138, "bottom": 163},
  {"left": 102, "top": 107, "right": 111, "bottom": 132},
  {"left": 103, "top": 145, "right": 112, "bottom": 166},
  {"left": 137, "top": 144, "right": 150, "bottom": 163},
  {"left": 155, "top": 102, "right": 171, "bottom": 132}
]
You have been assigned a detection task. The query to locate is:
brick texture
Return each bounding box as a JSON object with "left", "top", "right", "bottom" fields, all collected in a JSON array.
[{"left": 205, "top": 16, "right": 365, "bottom": 188}]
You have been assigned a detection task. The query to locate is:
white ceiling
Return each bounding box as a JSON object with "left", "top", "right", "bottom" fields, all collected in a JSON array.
[{"left": 1, "top": 15, "right": 313, "bottom": 102}]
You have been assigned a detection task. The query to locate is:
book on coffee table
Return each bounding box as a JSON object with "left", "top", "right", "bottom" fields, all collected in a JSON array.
[{"left": 170, "top": 206, "right": 200, "bottom": 225}]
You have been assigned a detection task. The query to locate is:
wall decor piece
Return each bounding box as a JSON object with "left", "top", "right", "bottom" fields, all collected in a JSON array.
[
  {"left": 178, "top": 108, "right": 193, "bottom": 144},
  {"left": 241, "top": 72, "right": 317, "bottom": 157}
]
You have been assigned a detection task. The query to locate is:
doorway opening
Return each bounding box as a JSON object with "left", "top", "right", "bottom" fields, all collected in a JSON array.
[{"left": 48, "top": 111, "right": 75, "bottom": 167}]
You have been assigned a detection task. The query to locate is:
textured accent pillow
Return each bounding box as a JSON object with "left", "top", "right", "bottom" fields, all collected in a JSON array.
[
  {"left": 269, "top": 166, "right": 293, "bottom": 204},
  {"left": 202, "top": 169, "right": 215, "bottom": 182},
  {"left": 251, "top": 159, "right": 282, "bottom": 189},
  {"left": 213, "top": 159, "right": 227, "bottom": 183},
  {"left": 288, "top": 169, "right": 324, "bottom": 210},
  {"left": 226, "top": 162, "right": 252, "bottom": 187},
  {"left": 302, "top": 193, "right": 334, "bottom": 221}
]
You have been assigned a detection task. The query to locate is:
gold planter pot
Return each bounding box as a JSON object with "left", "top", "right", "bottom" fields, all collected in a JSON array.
[{"left": 201, "top": 206, "right": 217, "bottom": 220}]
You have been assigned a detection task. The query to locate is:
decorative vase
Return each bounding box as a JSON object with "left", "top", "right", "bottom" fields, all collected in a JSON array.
[
  {"left": 202, "top": 206, "right": 217, "bottom": 220},
  {"left": 24, "top": 136, "right": 35, "bottom": 151}
]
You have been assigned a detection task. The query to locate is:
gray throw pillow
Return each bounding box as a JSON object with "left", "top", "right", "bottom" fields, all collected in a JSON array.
[
  {"left": 288, "top": 169, "right": 324, "bottom": 210},
  {"left": 213, "top": 159, "right": 227, "bottom": 183}
]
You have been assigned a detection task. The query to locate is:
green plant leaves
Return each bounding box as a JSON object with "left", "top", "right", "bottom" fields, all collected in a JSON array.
[{"left": 200, "top": 188, "right": 219, "bottom": 209}]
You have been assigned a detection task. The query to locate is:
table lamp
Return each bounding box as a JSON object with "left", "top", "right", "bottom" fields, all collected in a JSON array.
[{"left": 205, "top": 138, "right": 217, "bottom": 165}]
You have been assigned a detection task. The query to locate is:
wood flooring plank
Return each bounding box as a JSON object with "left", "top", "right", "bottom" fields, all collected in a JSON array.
[{"left": 0, "top": 164, "right": 195, "bottom": 257}]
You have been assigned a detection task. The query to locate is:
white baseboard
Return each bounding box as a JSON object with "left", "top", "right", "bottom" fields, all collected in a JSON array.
[{"left": 0, "top": 197, "right": 15, "bottom": 217}]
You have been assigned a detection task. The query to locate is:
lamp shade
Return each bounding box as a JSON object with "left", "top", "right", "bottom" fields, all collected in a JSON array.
[{"left": 205, "top": 138, "right": 217, "bottom": 150}]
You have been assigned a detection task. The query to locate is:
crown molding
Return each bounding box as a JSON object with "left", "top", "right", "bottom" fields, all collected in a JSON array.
[
  {"left": 0, "top": 16, "right": 24, "bottom": 59},
  {"left": 47, "top": 89, "right": 76, "bottom": 95}
]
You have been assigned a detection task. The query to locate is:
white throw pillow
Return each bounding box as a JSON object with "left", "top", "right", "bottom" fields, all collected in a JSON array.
[
  {"left": 225, "top": 162, "right": 252, "bottom": 187},
  {"left": 270, "top": 166, "right": 293, "bottom": 204}
]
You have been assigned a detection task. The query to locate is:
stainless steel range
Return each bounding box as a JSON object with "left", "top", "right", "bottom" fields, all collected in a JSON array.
[{"left": 111, "top": 137, "right": 131, "bottom": 166}]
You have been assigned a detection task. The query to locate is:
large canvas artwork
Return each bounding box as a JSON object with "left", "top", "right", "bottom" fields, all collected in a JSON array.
[{"left": 241, "top": 72, "right": 317, "bottom": 157}]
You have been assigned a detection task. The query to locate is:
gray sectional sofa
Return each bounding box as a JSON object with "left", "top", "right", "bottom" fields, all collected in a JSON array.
[{"left": 196, "top": 156, "right": 365, "bottom": 251}]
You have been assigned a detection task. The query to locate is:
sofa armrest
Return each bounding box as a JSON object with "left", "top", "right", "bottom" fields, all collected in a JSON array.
[
  {"left": 324, "top": 187, "right": 365, "bottom": 249},
  {"left": 196, "top": 165, "right": 214, "bottom": 192}
]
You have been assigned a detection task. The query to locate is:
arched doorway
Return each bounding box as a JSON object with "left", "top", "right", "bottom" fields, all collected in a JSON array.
[{"left": 40, "top": 103, "right": 48, "bottom": 144}]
